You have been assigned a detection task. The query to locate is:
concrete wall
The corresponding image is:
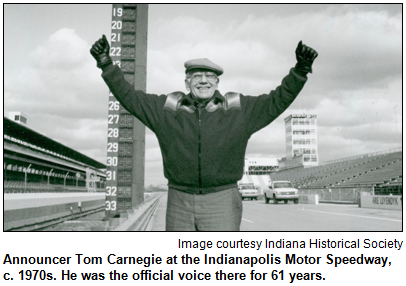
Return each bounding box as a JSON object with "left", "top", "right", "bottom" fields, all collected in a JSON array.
[
  {"left": 360, "top": 195, "right": 402, "bottom": 211},
  {"left": 299, "top": 194, "right": 319, "bottom": 204}
]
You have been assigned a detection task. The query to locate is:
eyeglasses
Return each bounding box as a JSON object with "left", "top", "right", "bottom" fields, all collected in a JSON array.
[{"left": 190, "top": 73, "right": 218, "bottom": 82}]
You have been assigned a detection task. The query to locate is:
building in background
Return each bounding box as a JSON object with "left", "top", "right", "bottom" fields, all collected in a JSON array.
[
  {"left": 239, "top": 157, "right": 279, "bottom": 192},
  {"left": 4, "top": 117, "right": 106, "bottom": 193},
  {"left": 9, "top": 111, "right": 28, "bottom": 125},
  {"left": 280, "top": 114, "right": 318, "bottom": 169},
  {"left": 243, "top": 157, "right": 279, "bottom": 175}
]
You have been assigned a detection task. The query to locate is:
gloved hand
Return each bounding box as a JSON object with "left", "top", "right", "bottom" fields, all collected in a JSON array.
[
  {"left": 295, "top": 41, "right": 318, "bottom": 73},
  {"left": 90, "top": 35, "right": 112, "bottom": 69}
]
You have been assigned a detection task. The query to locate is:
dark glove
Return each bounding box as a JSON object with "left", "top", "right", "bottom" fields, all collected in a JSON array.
[
  {"left": 90, "top": 35, "right": 112, "bottom": 69},
  {"left": 295, "top": 41, "right": 318, "bottom": 73}
]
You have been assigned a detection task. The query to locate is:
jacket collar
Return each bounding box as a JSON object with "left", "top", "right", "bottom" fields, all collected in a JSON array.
[{"left": 182, "top": 90, "right": 225, "bottom": 108}]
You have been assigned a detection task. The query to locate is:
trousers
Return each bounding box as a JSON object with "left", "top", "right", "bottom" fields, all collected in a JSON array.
[{"left": 165, "top": 187, "right": 242, "bottom": 231}]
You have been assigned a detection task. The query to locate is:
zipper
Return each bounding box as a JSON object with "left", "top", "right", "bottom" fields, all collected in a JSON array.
[{"left": 197, "top": 106, "right": 203, "bottom": 194}]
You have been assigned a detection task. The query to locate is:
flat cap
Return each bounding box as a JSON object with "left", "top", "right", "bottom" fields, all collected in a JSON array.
[{"left": 184, "top": 58, "right": 224, "bottom": 76}]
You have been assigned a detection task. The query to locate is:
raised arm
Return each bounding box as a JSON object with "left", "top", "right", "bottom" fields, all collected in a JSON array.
[
  {"left": 90, "top": 35, "right": 165, "bottom": 132},
  {"left": 242, "top": 41, "right": 318, "bottom": 135}
]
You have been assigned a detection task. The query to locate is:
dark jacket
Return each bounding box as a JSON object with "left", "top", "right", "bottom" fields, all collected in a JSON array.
[{"left": 102, "top": 65, "right": 307, "bottom": 194}]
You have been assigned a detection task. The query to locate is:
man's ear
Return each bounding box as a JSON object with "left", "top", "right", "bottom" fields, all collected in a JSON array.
[{"left": 185, "top": 79, "right": 190, "bottom": 91}]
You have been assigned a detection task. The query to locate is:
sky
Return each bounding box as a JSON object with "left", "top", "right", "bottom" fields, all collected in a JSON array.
[{"left": 3, "top": 4, "right": 402, "bottom": 187}]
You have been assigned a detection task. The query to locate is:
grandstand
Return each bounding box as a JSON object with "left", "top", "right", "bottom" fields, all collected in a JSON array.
[
  {"left": 270, "top": 148, "right": 402, "bottom": 198},
  {"left": 3, "top": 117, "right": 106, "bottom": 193}
]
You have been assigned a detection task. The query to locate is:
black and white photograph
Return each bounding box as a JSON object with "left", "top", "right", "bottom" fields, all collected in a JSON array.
[
  {"left": 2, "top": 3, "right": 404, "bottom": 285},
  {"left": 3, "top": 4, "right": 403, "bottom": 231}
]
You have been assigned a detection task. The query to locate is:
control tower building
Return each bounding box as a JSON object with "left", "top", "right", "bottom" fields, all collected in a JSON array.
[{"left": 283, "top": 114, "right": 318, "bottom": 168}]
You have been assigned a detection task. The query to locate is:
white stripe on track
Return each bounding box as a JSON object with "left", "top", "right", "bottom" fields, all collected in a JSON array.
[{"left": 242, "top": 218, "right": 254, "bottom": 223}]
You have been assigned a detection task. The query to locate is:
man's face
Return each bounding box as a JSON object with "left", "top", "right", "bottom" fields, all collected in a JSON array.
[{"left": 185, "top": 70, "right": 219, "bottom": 100}]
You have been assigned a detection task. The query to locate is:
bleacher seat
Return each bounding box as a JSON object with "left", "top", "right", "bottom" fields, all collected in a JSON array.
[{"left": 271, "top": 151, "right": 402, "bottom": 189}]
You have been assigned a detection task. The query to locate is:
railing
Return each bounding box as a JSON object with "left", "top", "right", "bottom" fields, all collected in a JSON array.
[
  {"left": 299, "top": 184, "right": 402, "bottom": 203},
  {"left": 299, "top": 186, "right": 371, "bottom": 203}
]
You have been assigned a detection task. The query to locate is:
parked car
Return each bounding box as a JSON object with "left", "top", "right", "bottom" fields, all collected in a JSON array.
[
  {"left": 264, "top": 181, "right": 299, "bottom": 204},
  {"left": 238, "top": 184, "right": 259, "bottom": 200}
]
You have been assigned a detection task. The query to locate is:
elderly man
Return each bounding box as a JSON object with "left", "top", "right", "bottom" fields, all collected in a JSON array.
[{"left": 91, "top": 35, "right": 317, "bottom": 231}]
